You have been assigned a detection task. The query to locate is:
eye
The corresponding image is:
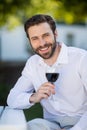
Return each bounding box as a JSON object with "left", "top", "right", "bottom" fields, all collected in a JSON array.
[
  {"left": 31, "top": 37, "right": 38, "bottom": 41},
  {"left": 43, "top": 33, "right": 50, "bottom": 38}
]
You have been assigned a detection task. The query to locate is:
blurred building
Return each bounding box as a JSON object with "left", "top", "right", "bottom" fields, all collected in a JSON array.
[
  {"left": 0, "top": 26, "right": 29, "bottom": 62},
  {"left": 0, "top": 24, "right": 87, "bottom": 62},
  {"left": 57, "top": 24, "right": 87, "bottom": 50}
]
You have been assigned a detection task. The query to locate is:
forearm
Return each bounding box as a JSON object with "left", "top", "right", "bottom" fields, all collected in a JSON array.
[
  {"left": 7, "top": 71, "right": 35, "bottom": 109},
  {"left": 7, "top": 90, "right": 34, "bottom": 109}
]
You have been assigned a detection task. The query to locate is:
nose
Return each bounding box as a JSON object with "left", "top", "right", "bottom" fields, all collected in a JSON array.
[{"left": 39, "top": 38, "right": 46, "bottom": 46}]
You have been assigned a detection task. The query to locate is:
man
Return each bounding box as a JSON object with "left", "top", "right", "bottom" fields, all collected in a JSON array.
[{"left": 7, "top": 14, "right": 87, "bottom": 130}]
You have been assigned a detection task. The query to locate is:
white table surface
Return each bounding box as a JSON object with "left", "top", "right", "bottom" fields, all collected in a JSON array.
[
  {"left": 0, "top": 106, "right": 28, "bottom": 130},
  {"left": 0, "top": 106, "right": 4, "bottom": 117}
]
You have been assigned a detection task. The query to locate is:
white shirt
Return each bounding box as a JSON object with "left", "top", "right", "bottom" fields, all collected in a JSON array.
[{"left": 7, "top": 43, "right": 87, "bottom": 130}]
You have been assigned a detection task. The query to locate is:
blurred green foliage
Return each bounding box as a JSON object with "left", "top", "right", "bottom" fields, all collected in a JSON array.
[
  {"left": 24, "top": 103, "right": 43, "bottom": 121},
  {"left": 0, "top": 84, "right": 11, "bottom": 106},
  {"left": 0, "top": 0, "right": 87, "bottom": 29},
  {"left": 61, "top": 0, "right": 87, "bottom": 23}
]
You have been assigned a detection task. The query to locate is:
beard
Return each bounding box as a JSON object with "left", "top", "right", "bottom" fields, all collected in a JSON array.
[{"left": 30, "top": 37, "right": 57, "bottom": 59}]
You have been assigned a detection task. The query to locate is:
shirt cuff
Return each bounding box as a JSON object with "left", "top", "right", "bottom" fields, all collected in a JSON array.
[
  {"left": 70, "top": 125, "right": 82, "bottom": 130},
  {"left": 28, "top": 93, "right": 35, "bottom": 106}
]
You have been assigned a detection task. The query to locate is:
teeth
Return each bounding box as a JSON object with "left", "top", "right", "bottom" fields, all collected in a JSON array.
[{"left": 40, "top": 47, "right": 48, "bottom": 51}]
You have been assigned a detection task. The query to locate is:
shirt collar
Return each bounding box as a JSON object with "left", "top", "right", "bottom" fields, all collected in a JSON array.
[
  {"left": 56, "top": 42, "right": 68, "bottom": 64},
  {"left": 38, "top": 42, "right": 68, "bottom": 66}
]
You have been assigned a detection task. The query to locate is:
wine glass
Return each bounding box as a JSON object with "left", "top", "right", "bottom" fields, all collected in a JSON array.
[
  {"left": 45, "top": 66, "right": 59, "bottom": 100},
  {"left": 46, "top": 73, "right": 59, "bottom": 83}
]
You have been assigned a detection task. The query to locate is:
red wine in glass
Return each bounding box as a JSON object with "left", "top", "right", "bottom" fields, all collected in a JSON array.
[{"left": 46, "top": 73, "right": 59, "bottom": 83}]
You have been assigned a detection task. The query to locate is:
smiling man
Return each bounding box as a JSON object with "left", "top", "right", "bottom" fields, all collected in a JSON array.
[
  {"left": 28, "top": 22, "right": 57, "bottom": 59},
  {"left": 7, "top": 14, "right": 87, "bottom": 130}
]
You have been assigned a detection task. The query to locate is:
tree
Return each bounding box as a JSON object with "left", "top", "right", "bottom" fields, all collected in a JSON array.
[
  {"left": 0, "top": 0, "right": 32, "bottom": 27},
  {"left": 60, "top": 0, "right": 87, "bottom": 23},
  {"left": 0, "top": 0, "right": 87, "bottom": 28}
]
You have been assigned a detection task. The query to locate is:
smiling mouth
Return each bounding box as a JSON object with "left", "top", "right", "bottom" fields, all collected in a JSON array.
[
  {"left": 39, "top": 46, "right": 49, "bottom": 52},
  {"left": 38, "top": 44, "right": 52, "bottom": 53}
]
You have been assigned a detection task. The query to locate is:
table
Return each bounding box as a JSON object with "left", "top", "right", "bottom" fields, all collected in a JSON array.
[
  {"left": 0, "top": 106, "right": 4, "bottom": 117},
  {"left": 0, "top": 106, "right": 28, "bottom": 130}
]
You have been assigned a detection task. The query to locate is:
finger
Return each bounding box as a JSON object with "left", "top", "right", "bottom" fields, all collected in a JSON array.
[
  {"left": 38, "top": 88, "right": 51, "bottom": 96},
  {"left": 42, "top": 82, "right": 55, "bottom": 88},
  {"left": 37, "top": 91, "right": 49, "bottom": 100}
]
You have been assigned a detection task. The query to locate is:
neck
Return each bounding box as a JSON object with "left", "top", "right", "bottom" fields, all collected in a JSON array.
[{"left": 44, "top": 43, "right": 61, "bottom": 66}]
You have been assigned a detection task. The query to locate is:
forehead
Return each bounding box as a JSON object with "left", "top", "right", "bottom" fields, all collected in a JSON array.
[{"left": 27, "top": 22, "right": 52, "bottom": 37}]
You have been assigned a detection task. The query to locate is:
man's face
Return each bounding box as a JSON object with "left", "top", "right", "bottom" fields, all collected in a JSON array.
[{"left": 27, "top": 22, "right": 57, "bottom": 59}]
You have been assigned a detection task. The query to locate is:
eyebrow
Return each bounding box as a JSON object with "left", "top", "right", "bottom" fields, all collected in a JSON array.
[
  {"left": 42, "top": 32, "right": 50, "bottom": 36},
  {"left": 32, "top": 32, "right": 50, "bottom": 38}
]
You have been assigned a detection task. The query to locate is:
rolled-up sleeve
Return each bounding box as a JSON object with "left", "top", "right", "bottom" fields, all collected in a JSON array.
[{"left": 7, "top": 59, "right": 35, "bottom": 109}]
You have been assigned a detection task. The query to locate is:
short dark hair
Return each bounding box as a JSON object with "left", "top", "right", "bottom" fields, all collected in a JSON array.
[{"left": 24, "top": 14, "right": 56, "bottom": 38}]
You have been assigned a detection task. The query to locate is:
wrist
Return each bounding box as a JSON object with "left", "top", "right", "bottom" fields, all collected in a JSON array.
[{"left": 29, "top": 93, "right": 36, "bottom": 103}]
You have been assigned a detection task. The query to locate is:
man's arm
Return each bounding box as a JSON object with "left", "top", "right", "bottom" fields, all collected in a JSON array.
[{"left": 7, "top": 75, "right": 35, "bottom": 109}]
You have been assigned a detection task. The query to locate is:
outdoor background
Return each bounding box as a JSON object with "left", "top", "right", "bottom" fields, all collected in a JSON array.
[{"left": 0, "top": 0, "right": 87, "bottom": 120}]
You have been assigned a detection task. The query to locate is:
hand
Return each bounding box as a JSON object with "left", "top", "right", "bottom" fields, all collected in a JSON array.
[{"left": 29, "top": 82, "right": 55, "bottom": 103}]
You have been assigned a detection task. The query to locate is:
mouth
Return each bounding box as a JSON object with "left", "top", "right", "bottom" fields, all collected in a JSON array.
[
  {"left": 39, "top": 46, "right": 49, "bottom": 52},
  {"left": 37, "top": 44, "right": 52, "bottom": 54}
]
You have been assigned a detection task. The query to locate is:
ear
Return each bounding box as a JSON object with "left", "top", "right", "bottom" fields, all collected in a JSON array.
[{"left": 54, "top": 29, "right": 58, "bottom": 37}]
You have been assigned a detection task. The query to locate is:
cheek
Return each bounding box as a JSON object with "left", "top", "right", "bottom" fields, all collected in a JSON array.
[
  {"left": 30, "top": 42, "right": 39, "bottom": 50},
  {"left": 30, "top": 40, "right": 37, "bottom": 47},
  {"left": 48, "top": 35, "right": 55, "bottom": 43}
]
